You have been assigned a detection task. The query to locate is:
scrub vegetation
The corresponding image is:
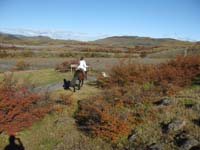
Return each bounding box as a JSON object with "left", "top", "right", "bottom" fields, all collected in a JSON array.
[{"left": 0, "top": 34, "right": 200, "bottom": 150}]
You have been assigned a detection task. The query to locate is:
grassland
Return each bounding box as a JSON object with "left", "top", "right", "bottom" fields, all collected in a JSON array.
[
  {"left": 0, "top": 68, "right": 110, "bottom": 150},
  {"left": 0, "top": 34, "right": 199, "bottom": 150},
  {"left": 0, "top": 69, "right": 70, "bottom": 86},
  {"left": 0, "top": 57, "right": 169, "bottom": 72}
]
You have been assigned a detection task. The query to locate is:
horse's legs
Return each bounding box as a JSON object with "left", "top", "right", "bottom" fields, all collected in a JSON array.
[
  {"left": 78, "top": 80, "right": 81, "bottom": 90},
  {"left": 73, "top": 86, "right": 76, "bottom": 92},
  {"left": 81, "top": 80, "right": 84, "bottom": 87}
]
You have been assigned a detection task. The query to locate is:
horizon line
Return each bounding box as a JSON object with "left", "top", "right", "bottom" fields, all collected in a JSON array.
[{"left": 0, "top": 27, "right": 198, "bottom": 42}]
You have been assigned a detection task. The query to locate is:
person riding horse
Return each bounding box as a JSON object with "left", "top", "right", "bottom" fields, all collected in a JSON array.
[
  {"left": 63, "top": 69, "right": 85, "bottom": 92},
  {"left": 63, "top": 57, "right": 88, "bottom": 92},
  {"left": 77, "top": 57, "right": 88, "bottom": 79}
]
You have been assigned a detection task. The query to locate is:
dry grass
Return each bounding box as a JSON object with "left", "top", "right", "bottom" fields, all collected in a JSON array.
[
  {"left": 0, "top": 69, "right": 71, "bottom": 86},
  {"left": 125, "top": 86, "right": 200, "bottom": 149},
  {"left": 0, "top": 57, "right": 168, "bottom": 72}
]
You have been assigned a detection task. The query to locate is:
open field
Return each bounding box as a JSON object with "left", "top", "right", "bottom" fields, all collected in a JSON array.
[
  {"left": 0, "top": 57, "right": 169, "bottom": 72},
  {"left": 0, "top": 69, "right": 71, "bottom": 86},
  {"left": 0, "top": 65, "right": 199, "bottom": 150},
  {"left": 0, "top": 34, "right": 199, "bottom": 150}
]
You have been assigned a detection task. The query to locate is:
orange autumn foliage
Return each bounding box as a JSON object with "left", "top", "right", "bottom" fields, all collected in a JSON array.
[
  {"left": 99, "top": 55, "right": 200, "bottom": 96},
  {"left": 75, "top": 97, "right": 133, "bottom": 141},
  {"left": 0, "top": 76, "right": 49, "bottom": 135},
  {"left": 76, "top": 55, "right": 200, "bottom": 142}
]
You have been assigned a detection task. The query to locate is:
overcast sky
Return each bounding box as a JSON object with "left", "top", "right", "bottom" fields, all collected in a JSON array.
[{"left": 0, "top": 0, "right": 199, "bottom": 41}]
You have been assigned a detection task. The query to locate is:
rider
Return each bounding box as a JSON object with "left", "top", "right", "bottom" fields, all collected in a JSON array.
[{"left": 77, "top": 57, "right": 88, "bottom": 78}]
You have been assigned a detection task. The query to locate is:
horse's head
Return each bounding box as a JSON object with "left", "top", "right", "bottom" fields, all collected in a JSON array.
[{"left": 63, "top": 79, "right": 71, "bottom": 90}]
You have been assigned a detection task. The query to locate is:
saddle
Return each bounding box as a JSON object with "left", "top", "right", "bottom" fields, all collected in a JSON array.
[{"left": 77, "top": 69, "right": 88, "bottom": 80}]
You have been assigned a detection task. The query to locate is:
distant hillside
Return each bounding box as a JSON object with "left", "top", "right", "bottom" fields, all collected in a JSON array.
[
  {"left": 1, "top": 33, "right": 198, "bottom": 57},
  {"left": 0, "top": 33, "right": 50, "bottom": 41},
  {"left": 25, "top": 35, "right": 51, "bottom": 40},
  {"left": 0, "top": 32, "right": 83, "bottom": 45},
  {"left": 93, "top": 36, "right": 193, "bottom": 47},
  {"left": 0, "top": 33, "right": 20, "bottom": 41}
]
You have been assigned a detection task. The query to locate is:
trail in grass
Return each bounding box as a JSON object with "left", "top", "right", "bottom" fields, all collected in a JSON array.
[{"left": 33, "top": 75, "right": 97, "bottom": 93}]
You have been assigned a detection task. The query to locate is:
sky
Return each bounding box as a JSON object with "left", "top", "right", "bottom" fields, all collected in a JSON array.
[{"left": 0, "top": 0, "right": 199, "bottom": 41}]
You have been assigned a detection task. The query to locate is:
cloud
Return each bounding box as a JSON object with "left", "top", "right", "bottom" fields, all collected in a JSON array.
[{"left": 0, "top": 28, "right": 110, "bottom": 41}]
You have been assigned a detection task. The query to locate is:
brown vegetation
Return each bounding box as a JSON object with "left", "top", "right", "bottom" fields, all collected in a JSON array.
[
  {"left": 75, "top": 97, "right": 133, "bottom": 142},
  {"left": 55, "top": 59, "right": 79, "bottom": 72},
  {"left": 99, "top": 55, "right": 200, "bottom": 97},
  {"left": 75, "top": 55, "right": 200, "bottom": 144},
  {"left": 59, "top": 93, "right": 74, "bottom": 106},
  {"left": 13, "top": 60, "right": 30, "bottom": 70},
  {"left": 0, "top": 74, "right": 49, "bottom": 135}
]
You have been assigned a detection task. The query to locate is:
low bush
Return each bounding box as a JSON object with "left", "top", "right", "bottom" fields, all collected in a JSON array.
[
  {"left": 75, "top": 97, "right": 133, "bottom": 142},
  {"left": 76, "top": 55, "right": 200, "bottom": 143},
  {"left": 55, "top": 59, "right": 79, "bottom": 72},
  {"left": 0, "top": 50, "right": 10, "bottom": 58},
  {"left": 140, "top": 51, "right": 147, "bottom": 58},
  {"left": 99, "top": 55, "right": 200, "bottom": 96},
  {"left": 0, "top": 74, "right": 49, "bottom": 135},
  {"left": 59, "top": 93, "right": 74, "bottom": 106},
  {"left": 59, "top": 52, "right": 74, "bottom": 57},
  {"left": 13, "top": 60, "right": 30, "bottom": 70}
]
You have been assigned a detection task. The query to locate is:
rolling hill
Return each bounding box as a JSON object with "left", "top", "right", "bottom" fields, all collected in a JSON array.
[
  {"left": 0, "top": 32, "right": 20, "bottom": 41},
  {"left": 1, "top": 32, "right": 199, "bottom": 57},
  {"left": 93, "top": 36, "right": 193, "bottom": 47},
  {"left": 0, "top": 32, "right": 196, "bottom": 47},
  {"left": 0, "top": 32, "right": 83, "bottom": 45}
]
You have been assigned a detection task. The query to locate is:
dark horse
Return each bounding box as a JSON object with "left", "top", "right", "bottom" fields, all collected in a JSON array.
[{"left": 63, "top": 69, "right": 85, "bottom": 92}]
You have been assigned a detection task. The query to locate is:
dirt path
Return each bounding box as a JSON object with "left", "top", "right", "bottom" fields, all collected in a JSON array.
[{"left": 33, "top": 75, "right": 97, "bottom": 93}]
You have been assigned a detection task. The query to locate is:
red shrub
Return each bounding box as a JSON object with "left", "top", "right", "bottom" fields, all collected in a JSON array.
[
  {"left": 55, "top": 59, "right": 79, "bottom": 72},
  {"left": 75, "top": 97, "right": 133, "bottom": 142},
  {"left": 150, "top": 56, "right": 200, "bottom": 86},
  {"left": 99, "top": 56, "right": 200, "bottom": 96},
  {"left": 0, "top": 75, "right": 49, "bottom": 135},
  {"left": 59, "top": 93, "right": 74, "bottom": 106},
  {"left": 76, "top": 55, "right": 200, "bottom": 142},
  {"left": 13, "top": 60, "right": 30, "bottom": 71}
]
